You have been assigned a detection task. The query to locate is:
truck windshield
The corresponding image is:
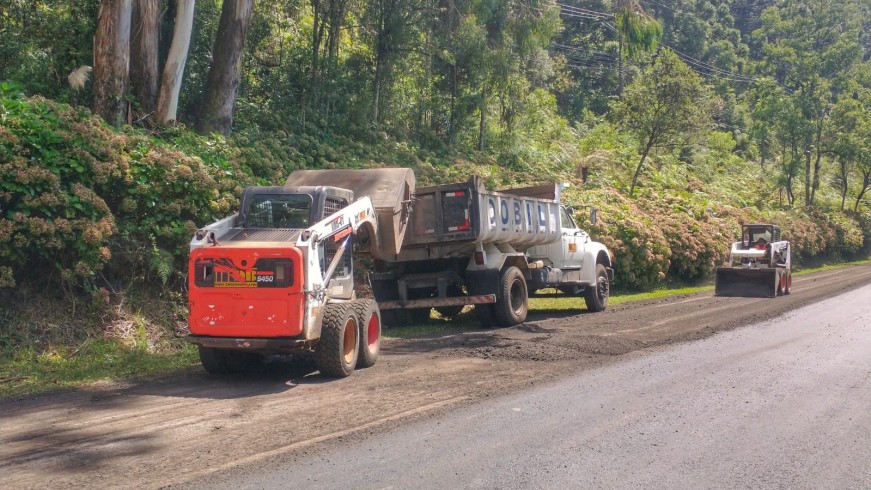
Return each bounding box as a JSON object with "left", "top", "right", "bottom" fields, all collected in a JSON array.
[{"left": 247, "top": 194, "right": 312, "bottom": 228}]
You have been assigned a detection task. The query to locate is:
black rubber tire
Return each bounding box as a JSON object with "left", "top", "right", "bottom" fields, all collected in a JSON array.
[
  {"left": 372, "top": 279, "right": 430, "bottom": 326},
  {"left": 315, "top": 303, "right": 360, "bottom": 378},
  {"left": 351, "top": 299, "right": 381, "bottom": 369},
  {"left": 584, "top": 264, "right": 610, "bottom": 312},
  {"left": 475, "top": 304, "right": 498, "bottom": 328},
  {"left": 494, "top": 266, "right": 528, "bottom": 327},
  {"left": 198, "top": 346, "right": 262, "bottom": 374},
  {"left": 784, "top": 272, "right": 792, "bottom": 295},
  {"left": 434, "top": 285, "right": 465, "bottom": 318}
]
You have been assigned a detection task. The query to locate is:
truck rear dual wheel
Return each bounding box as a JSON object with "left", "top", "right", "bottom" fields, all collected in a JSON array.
[
  {"left": 198, "top": 346, "right": 263, "bottom": 375},
  {"left": 584, "top": 264, "right": 610, "bottom": 312},
  {"left": 494, "top": 266, "right": 528, "bottom": 327},
  {"left": 351, "top": 299, "right": 381, "bottom": 369},
  {"left": 316, "top": 303, "right": 360, "bottom": 378}
]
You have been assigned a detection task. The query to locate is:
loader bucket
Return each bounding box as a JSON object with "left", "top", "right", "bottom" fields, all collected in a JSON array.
[{"left": 714, "top": 267, "right": 778, "bottom": 298}]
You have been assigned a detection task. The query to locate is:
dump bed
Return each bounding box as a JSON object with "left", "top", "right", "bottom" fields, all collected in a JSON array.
[
  {"left": 403, "top": 176, "right": 562, "bottom": 250},
  {"left": 285, "top": 168, "right": 415, "bottom": 259}
]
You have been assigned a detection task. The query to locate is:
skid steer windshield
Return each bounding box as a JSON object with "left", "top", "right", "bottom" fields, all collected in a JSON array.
[
  {"left": 743, "top": 228, "right": 773, "bottom": 248},
  {"left": 247, "top": 194, "right": 312, "bottom": 228}
]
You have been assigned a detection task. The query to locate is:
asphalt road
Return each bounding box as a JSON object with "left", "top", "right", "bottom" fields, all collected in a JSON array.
[{"left": 194, "top": 283, "right": 871, "bottom": 490}]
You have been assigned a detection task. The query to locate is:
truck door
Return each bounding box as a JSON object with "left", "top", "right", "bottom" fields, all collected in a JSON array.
[{"left": 557, "top": 206, "right": 585, "bottom": 269}]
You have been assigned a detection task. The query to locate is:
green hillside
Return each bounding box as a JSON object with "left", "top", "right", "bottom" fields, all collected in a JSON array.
[{"left": 1, "top": 0, "right": 870, "bottom": 394}]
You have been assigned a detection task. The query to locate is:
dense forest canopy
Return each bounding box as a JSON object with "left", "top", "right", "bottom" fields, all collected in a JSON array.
[{"left": 1, "top": 0, "right": 871, "bottom": 295}]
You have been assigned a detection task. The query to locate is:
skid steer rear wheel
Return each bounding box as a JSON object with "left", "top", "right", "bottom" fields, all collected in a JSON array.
[
  {"left": 494, "top": 266, "right": 528, "bottom": 327},
  {"left": 584, "top": 264, "right": 610, "bottom": 312},
  {"left": 351, "top": 299, "right": 381, "bottom": 369},
  {"left": 316, "top": 304, "right": 360, "bottom": 378}
]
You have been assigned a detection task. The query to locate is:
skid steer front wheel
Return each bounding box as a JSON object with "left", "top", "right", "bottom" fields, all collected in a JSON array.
[{"left": 316, "top": 304, "right": 360, "bottom": 378}]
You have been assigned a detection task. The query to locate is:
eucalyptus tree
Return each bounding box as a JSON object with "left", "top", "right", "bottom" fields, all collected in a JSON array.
[
  {"left": 362, "top": 0, "right": 433, "bottom": 127},
  {"left": 611, "top": 49, "right": 714, "bottom": 198},
  {"left": 130, "top": 0, "right": 160, "bottom": 118},
  {"left": 197, "top": 0, "right": 254, "bottom": 135},
  {"left": 92, "top": 0, "right": 133, "bottom": 126},
  {"left": 156, "top": 0, "right": 195, "bottom": 124}
]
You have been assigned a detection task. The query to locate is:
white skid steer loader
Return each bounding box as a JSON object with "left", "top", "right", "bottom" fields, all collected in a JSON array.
[{"left": 715, "top": 224, "right": 792, "bottom": 298}]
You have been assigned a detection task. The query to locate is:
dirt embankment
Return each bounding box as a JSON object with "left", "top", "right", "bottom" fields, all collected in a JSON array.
[{"left": 2, "top": 265, "right": 870, "bottom": 489}]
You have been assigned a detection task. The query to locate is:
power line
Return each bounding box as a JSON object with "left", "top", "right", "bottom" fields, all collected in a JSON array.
[{"left": 664, "top": 45, "right": 757, "bottom": 82}]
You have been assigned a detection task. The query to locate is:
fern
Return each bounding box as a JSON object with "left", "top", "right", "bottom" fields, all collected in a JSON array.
[{"left": 149, "top": 245, "right": 174, "bottom": 286}]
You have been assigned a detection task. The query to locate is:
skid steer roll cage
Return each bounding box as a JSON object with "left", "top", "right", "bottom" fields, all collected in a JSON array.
[{"left": 726, "top": 224, "right": 790, "bottom": 269}]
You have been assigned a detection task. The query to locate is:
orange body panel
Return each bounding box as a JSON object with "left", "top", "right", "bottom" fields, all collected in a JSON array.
[{"left": 188, "top": 246, "right": 306, "bottom": 338}]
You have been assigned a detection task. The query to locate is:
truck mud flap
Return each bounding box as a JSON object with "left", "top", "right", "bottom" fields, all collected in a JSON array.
[{"left": 714, "top": 268, "right": 778, "bottom": 298}]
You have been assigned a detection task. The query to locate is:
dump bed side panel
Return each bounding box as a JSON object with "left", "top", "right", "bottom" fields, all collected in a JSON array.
[{"left": 403, "top": 178, "right": 561, "bottom": 249}]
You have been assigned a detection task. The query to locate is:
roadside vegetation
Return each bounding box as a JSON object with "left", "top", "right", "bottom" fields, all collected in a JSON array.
[{"left": 2, "top": 0, "right": 871, "bottom": 397}]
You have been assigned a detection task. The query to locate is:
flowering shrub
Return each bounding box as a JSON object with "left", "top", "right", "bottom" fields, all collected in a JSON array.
[
  {"left": 570, "top": 185, "right": 865, "bottom": 290},
  {"left": 0, "top": 94, "right": 248, "bottom": 289}
]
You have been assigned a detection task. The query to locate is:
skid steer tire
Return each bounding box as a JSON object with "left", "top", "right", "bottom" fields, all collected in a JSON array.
[
  {"left": 316, "top": 304, "right": 360, "bottom": 378},
  {"left": 584, "top": 264, "right": 610, "bottom": 312},
  {"left": 352, "top": 299, "right": 381, "bottom": 369},
  {"left": 198, "top": 346, "right": 262, "bottom": 375},
  {"left": 494, "top": 266, "right": 528, "bottom": 327},
  {"left": 784, "top": 272, "right": 792, "bottom": 295}
]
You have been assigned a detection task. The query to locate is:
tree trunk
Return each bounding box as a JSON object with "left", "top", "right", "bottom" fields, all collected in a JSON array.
[
  {"left": 629, "top": 137, "right": 655, "bottom": 198},
  {"left": 839, "top": 158, "right": 848, "bottom": 211},
  {"left": 856, "top": 171, "right": 871, "bottom": 213},
  {"left": 156, "top": 0, "right": 195, "bottom": 124},
  {"left": 477, "top": 86, "right": 487, "bottom": 151},
  {"left": 617, "top": 36, "right": 624, "bottom": 98},
  {"left": 307, "top": 0, "right": 325, "bottom": 122},
  {"left": 92, "top": 0, "right": 133, "bottom": 127},
  {"left": 810, "top": 116, "right": 824, "bottom": 205},
  {"left": 373, "top": 44, "right": 382, "bottom": 125},
  {"left": 130, "top": 0, "right": 160, "bottom": 118},
  {"left": 803, "top": 149, "right": 812, "bottom": 206},
  {"left": 197, "top": 0, "right": 254, "bottom": 135}
]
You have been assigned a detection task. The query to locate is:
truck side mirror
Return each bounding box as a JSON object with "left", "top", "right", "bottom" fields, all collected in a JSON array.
[{"left": 590, "top": 207, "right": 598, "bottom": 226}]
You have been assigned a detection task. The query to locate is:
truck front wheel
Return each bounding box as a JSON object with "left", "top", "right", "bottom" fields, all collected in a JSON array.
[
  {"left": 316, "top": 304, "right": 360, "bottom": 378},
  {"left": 584, "top": 264, "right": 610, "bottom": 312},
  {"left": 352, "top": 299, "right": 381, "bottom": 369},
  {"left": 494, "top": 266, "right": 528, "bottom": 327}
]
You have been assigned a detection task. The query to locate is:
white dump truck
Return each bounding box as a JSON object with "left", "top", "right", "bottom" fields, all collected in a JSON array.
[{"left": 368, "top": 175, "right": 614, "bottom": 327}]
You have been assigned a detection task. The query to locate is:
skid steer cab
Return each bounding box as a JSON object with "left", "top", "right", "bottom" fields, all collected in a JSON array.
[
  {"left": 715, "top": 223, "right": 792, "bottom": 298},
  {"left": 186, "top": 185, "right": 385, "bottom": 378}
]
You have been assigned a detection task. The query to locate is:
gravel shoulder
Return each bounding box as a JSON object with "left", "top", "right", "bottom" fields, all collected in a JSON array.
[{"left": 2, "top": 264, "right": 870, "bottom": 489}]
